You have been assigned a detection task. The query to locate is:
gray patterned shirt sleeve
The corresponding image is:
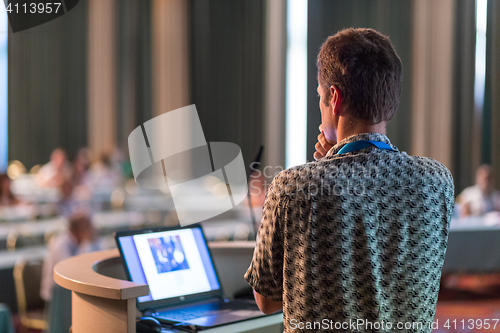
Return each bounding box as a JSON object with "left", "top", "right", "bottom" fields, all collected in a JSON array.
[{"left": 244, "top": 177, "right": 286, "bottom": 302}]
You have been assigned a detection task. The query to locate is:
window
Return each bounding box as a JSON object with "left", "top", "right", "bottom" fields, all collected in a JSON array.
[
  {"left": 0, "top": 8, "right": 8, "bottom": 172},
  {"left": 285, "top": 0, "right": 308, "bottom": 167}
]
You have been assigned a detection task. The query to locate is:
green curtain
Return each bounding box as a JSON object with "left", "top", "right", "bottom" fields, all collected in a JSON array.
[
  {"left": 190, "top": 0, "right": 266, "bottom": 168},
  {"left": 452, "top": 0, "right": 477, "bottom": 194},
  {"left": 8, "top": 1, "right": 87, "bottom": 168},
  {"left": 485, "top": 0, "right": 500, "bottom": 190},
  {"left": 116, "top": 0, "right": 153, "bottom": 156}
]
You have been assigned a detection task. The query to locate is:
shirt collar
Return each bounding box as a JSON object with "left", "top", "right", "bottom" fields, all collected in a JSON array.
[{"left": 325, "top": 133, "right": 398, "bottom": 157}]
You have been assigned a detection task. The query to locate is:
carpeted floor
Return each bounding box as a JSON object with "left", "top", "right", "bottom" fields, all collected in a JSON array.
[{"left": 435, "top": 274, "right": 500, "bottom": 332}]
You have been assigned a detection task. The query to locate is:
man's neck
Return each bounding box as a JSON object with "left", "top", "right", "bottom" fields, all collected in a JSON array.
[{"left": 336, "top": 116, "right": 387, "bottom": 143}]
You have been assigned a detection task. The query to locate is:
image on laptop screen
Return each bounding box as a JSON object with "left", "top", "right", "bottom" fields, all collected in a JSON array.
[{"left": 117, "top": 226, "right": 221, "bottom": 304}]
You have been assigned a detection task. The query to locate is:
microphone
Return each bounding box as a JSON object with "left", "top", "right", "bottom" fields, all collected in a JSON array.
[{"left": 246, "top": 145, "right": 264, "bottom": 240}]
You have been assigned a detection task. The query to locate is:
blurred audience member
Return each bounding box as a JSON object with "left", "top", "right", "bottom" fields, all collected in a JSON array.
[
  {"left": 459, "top": 164, "right": 500, "bottom": 216},
  {"left": 57, "top": 178, "right": 92, "bottom": 217},
  {"left": 0, "top": 174, "right": 36, "bottom": 220},
  {"left": 76, "top": 148, "right": 90, "bottom": 170},
  {"left": 0, "top": 174, "right": 20, "bottom": 206},
  {"left": 88, "top": 153, "right": 122, "bottom": 188},
  {"left": 40, "top": 213, "right": 102, "bottom": 302},
  {"left": 111, "top": 148, "right": 133, "bottom": 179},
  {"left": 72, "top": 148, "right": 91, "bottom": 187},
  {"left": 37, "top": 148, "right": 71, "bottom": 188}
]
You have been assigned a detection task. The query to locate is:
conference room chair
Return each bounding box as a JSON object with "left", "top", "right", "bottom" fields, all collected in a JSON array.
[
  {"left": 13, "top": 256, "right": 48, "bottom": 332},
  {"left": 7, "top": 230, "right": 41, "bottom": 251}
]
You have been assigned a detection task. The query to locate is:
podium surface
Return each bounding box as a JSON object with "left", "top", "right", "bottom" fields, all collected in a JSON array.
[
  {"left": 54, "top": 246, "right": 283, "bottom": 333},
  {"left": 54, "top": 249, "right": 149, "bottom": 333}
]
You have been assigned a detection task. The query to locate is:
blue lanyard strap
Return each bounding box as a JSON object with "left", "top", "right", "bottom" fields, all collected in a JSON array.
[{"left": 336, "top": 140, "right": 396, "bottom": 155}]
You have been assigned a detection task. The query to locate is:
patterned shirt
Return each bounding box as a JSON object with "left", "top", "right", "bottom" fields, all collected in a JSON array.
[{"left": 244, "top": 133, "right": 454, "bottom": 333}]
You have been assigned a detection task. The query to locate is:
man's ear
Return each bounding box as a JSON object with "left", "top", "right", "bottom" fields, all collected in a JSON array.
[{"left": 330, "top": 85, "right": 342, "bottom": 115}]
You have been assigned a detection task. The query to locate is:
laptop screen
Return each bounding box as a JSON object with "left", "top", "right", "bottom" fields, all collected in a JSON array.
[{"left": 117, "top": 226, "right": 221, "bottom": 306}]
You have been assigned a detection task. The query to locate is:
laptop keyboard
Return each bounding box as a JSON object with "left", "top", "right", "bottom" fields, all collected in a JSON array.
[{"left": 156, "top": 301, "right": 231, "bottom": 321}]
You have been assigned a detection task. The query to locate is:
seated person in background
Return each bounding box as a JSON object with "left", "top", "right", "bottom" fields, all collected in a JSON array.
[
  {"left": 88, "top": 152, "right": 123, "bottom": 188},
  {"left": 40, "top": 213, "right": 102, "bottom": 302},
  {"left": 57, "top": 178, "right": 92, "bottom": 217},
  {"left": 37, "top": 148, "right": 71, "bottom": 188},
  {"left": 71, "top": 148, "right": 91, "bottom": 187},
  {"left": 70, "top": 149, "right": 95, "bottom": 205},
  {"left": 0, "top": 174, "right": 36, "bottom": 220},
  {"left": 0, "top": 174, "right": 20, "bottom": 206},
  {"left": 459, "top": 164, "right": 500, "bottom": 216}
]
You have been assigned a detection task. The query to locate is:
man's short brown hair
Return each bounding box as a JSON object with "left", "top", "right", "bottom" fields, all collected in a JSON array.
[{"left": 317, "top": 28, "right": 402, "bottom": 124}]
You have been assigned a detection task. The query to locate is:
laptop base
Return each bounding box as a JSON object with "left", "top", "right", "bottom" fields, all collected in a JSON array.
[{"left": 152, "top": 299, "right": 265, "bottom": 329}]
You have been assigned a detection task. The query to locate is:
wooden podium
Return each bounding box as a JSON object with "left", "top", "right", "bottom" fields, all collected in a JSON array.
[
  {"left": 54, "top": 249, "right": 148, "bottom": 333},
  {"left": 54, "top": 243, "right": 284, "bottom": 333}
]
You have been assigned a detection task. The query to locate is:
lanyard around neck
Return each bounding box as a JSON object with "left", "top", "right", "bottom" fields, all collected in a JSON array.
[{"left": 336, "top": 140, "right": 396, "bottom": 155}]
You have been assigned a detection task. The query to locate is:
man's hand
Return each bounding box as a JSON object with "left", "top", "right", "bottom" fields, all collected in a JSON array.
[
  {"left": 253, "top": 290, "right": 283, "bottom": 315},
  {"left": 314, "top": 125, "right": 335, "bottom": 160}
]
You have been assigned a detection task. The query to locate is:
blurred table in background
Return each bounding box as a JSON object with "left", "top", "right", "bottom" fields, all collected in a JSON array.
[
  {"left": 0, "top": 211, "right": 146, "bottom": 251},
  {"left": 10, "top": 174, "right": 175, "bottom": 214},
  {"left": 443, "top": 213, "right": 500, "bottom": 273},
  {"left": 0, "top": 246, "right": 46, "bottom": 270}
]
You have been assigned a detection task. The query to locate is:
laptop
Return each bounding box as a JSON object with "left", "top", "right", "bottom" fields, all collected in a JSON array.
[{"left": 115, "top": 224, "right": 267, "bottom": 330}]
